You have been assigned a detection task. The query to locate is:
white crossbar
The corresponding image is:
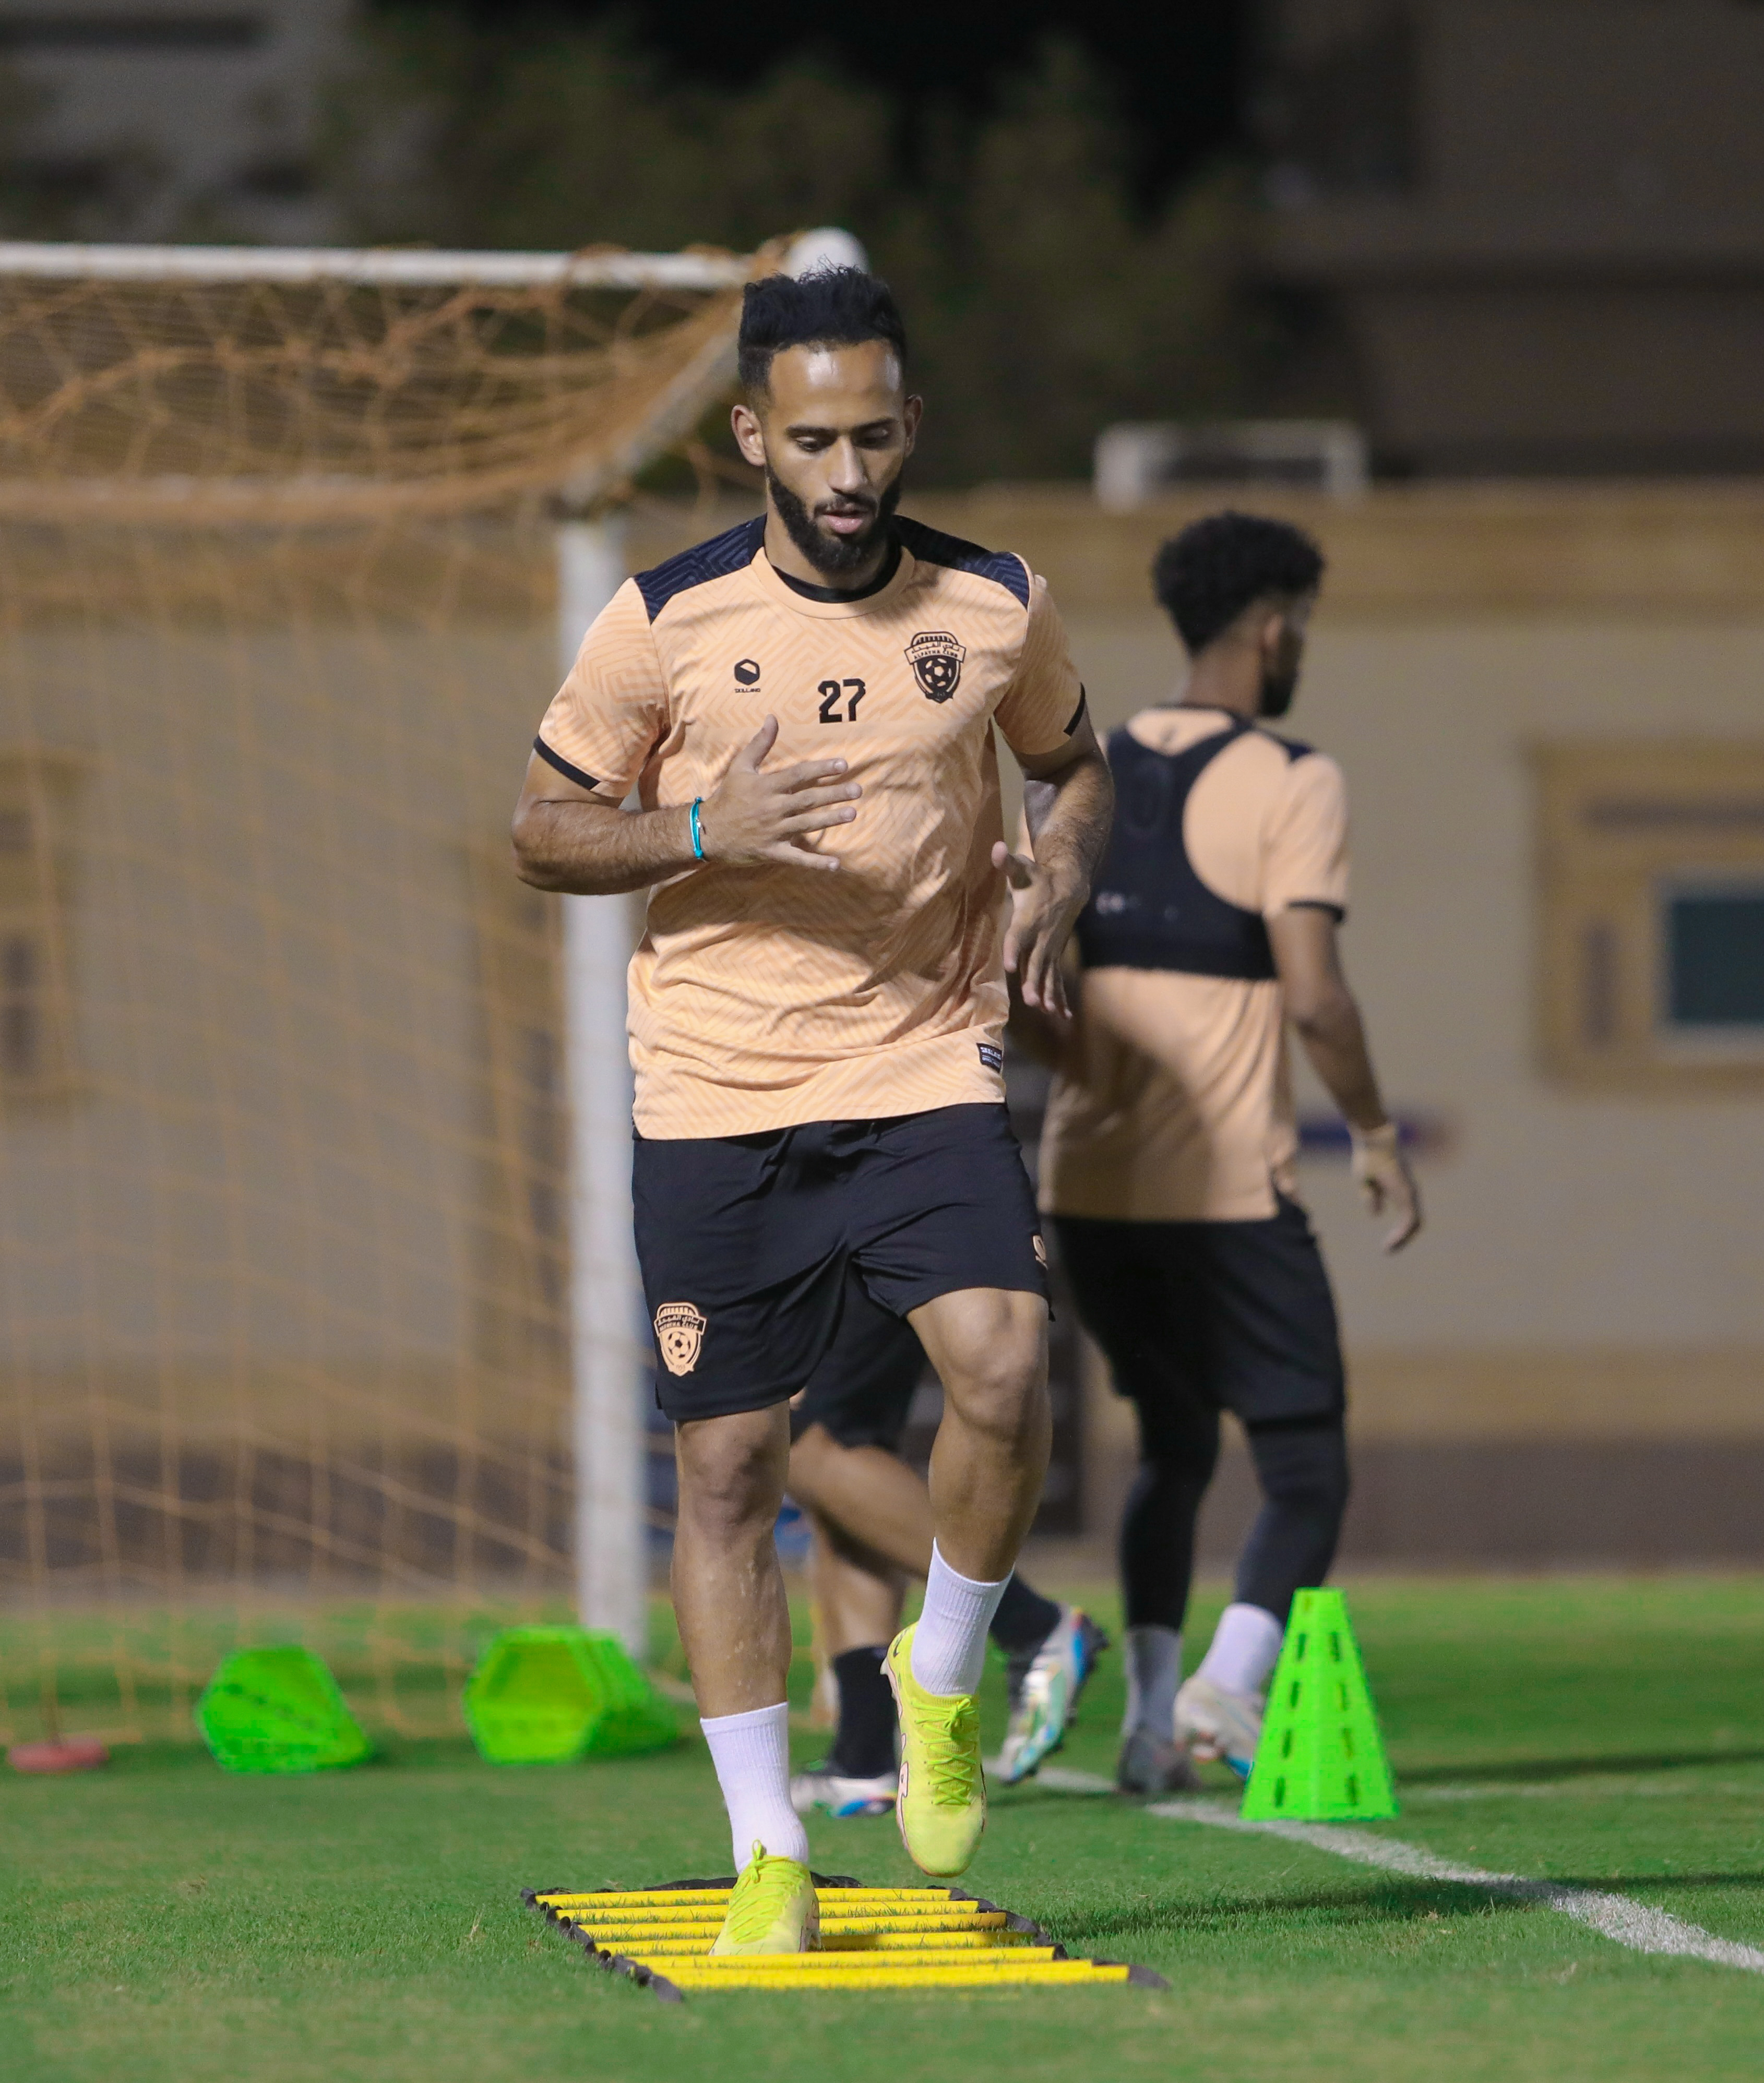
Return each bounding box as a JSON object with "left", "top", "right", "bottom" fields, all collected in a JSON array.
[{"left": 0, "top": 242, "right": 754, "bottom": 289}]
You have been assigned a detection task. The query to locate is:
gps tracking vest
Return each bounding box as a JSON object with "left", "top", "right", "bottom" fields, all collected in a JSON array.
[{"left": 1077, "top": 721, "right": 1283, "bottom": 980}]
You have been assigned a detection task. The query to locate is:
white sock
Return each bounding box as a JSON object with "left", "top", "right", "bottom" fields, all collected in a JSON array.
[
  {"left": 1122, "top": 1625, "right": 1182, "bottom": 1740},
  {"left": 1197, "top": 1602, "right": 1285, "bottom": 1698},
  {"left": 910, "top": 1543, "right": 1009, "bottom": 1697},
  {"left": 699, "top": 1702, "right": 809, "bottom": 1872}
]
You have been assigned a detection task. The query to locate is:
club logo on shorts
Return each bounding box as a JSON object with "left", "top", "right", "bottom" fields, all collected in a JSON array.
[
  {"left": 654, "top": 1301, "right": 708, "bottom": 1375},
  {"left": 905, "top": 630, "right": 966, "bottom": 703},
  {"left": 1032, "top": 1235, "right": 1047, "bottom": 1267},
  {"left": 733, "top": 659, "right": 761, "bottom": 686}
]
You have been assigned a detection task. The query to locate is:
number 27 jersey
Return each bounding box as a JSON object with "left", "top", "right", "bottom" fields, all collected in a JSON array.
[{"left": 533, "top": 514, "right": 1086, "bottom": 1139}]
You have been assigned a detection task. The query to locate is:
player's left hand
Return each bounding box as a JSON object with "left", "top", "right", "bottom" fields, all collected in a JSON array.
[
  {"left": 994, "top": 841, "right": 1083, "bottom": 1017},
  {"left": 1350, "top": 1122, "right": 1423, "bottom": 1253}
]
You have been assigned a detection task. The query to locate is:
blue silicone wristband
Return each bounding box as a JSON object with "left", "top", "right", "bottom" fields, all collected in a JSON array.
[{"left": 689, "top": 797, "right": 705, "bottom": 861}]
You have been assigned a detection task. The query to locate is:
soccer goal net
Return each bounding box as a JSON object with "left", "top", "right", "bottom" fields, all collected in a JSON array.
[{"left": 0, "top": 235, "right": 794, "bottom": 1747}]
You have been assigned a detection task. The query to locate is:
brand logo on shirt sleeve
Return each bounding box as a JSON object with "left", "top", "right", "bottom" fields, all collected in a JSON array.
[
  {"left": 905, "top": 630, "right": 967, "bottom": 702},
  {"left": 654, "top": 1301, "right": 708, "bottom": 1374}
]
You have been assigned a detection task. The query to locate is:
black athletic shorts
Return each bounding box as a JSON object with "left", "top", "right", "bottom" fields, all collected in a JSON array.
[
  {"left": 1053, "top": 1194, "right": 1344, "bottom": 1429},
  {"left": 789, "top": 1270, "right": 928, "bottom": 1452},
  {"left": 634, "top": 1103, "right": 1047, "bottom": 1424},
  {"left": 789, "top": 1269, "right": 928, "bottom": 1452}
]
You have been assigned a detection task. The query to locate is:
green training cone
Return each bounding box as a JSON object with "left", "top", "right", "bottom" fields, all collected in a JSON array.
[
  {"left": 463, "top": 1625, "right": 678, "bottom": 1765},
  {"left": 1241, "top": 1588, "right": 1397, "bottom": 1822},
  {"left": 197, "top": 1646, "right": 373, "bottom": 1774}
]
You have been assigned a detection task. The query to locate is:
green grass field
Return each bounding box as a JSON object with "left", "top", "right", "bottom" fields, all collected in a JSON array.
[{"left": 4, "top": 1575, "right": 1763, "bottom": 2082}]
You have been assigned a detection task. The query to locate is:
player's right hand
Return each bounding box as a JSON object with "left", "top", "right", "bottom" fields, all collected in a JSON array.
[
  {"left": 1350, "top": 1123, "right": 1423, "bottom": 1253},
  {"left": 697, "top": 716, "right": 862, "bottom": 871},
  {"left": 994, "top": 842, "right": 1084, "bottom": 1019}
]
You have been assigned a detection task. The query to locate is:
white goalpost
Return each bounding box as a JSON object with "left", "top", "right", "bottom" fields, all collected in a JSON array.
[
  {"left": 555, "top": 513, "right": 647, "bottom": 1655},
  {"left": 0, "top": 228, "right": 860, "bottom": 1704}
]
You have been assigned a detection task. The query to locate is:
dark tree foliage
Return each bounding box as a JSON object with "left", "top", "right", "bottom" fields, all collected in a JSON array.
[
  {"left": 323, "top": 17, "right": 1270, "bottom": 484},
  {"left": 365, "top": 0, "right": 1247, "bottom": 209}
]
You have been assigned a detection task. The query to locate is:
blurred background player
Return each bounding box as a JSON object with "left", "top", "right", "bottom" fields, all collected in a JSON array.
[
  {"left": 784, "top": 1270, "right": 1107, "bottom": 1817},
  {"left": 1024, "top": 512, "right": 1422, "bottom": 1793},
  {"left": 513, "top": 267, "right": 1112, "bottom": 1949}
]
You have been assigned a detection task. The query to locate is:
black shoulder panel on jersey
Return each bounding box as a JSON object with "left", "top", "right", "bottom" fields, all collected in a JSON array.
[
  {"left": 895, "top": 516, "right": 1031, "bottom": 609},
  {"left": 634, "top": 516, "right": 767, "bottom": 623},
  {"left": 1264, "top": 729, "right": 1317, "bottom": 763}
]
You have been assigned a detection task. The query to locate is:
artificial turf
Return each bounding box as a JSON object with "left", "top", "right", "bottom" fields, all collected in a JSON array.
[{"left": 3, "top": 1575, "right": 1762, "bottom": 2082}]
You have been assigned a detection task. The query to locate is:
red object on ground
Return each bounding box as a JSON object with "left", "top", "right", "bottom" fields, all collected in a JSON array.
[{"left": 7, "top": 1737, "right": 110, "bottom": 1774}]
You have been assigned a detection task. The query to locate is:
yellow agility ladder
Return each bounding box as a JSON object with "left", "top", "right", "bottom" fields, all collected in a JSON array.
[{"left": 525, "top": 1873, "right": 1169, "bottom": 1998}]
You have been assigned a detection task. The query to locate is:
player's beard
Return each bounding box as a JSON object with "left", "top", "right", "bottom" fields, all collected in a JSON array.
[
  {"left": 767, "top": 466, "right": 903, "bottom": 578},
  {"left": 1258, "top": 664, "right": 1298, "bottom": 719},
  {"left": 1259, "top": 615, "right": 1305, "bottom": 718}
]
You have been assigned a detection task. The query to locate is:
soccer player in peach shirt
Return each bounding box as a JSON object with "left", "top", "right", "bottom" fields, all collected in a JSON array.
[
  {"left": 1030, "top": 512, "right": 1421, "bottom": 1793},
  {"left": 511, "top": 268, "right": 1111, "bottom": 1950}
]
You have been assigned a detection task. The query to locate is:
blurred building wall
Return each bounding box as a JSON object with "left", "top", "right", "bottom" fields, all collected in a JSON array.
[
  {"left": 920, "top": 482, "right": 1764, "bottom": 1563},
  {"left": 0, "top": 0, "right": 351, "bottom": 240},
  {"left": 1257, "top": 0, "right": 1764, "bottom": 474}
]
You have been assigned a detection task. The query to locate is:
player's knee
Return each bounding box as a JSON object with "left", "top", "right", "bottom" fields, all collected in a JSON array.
[
  {"left": 1254, "top": 1421, "right": 1350, "bottom": 1523},
  {"left": 1291, "top": 1462, "right": 1350, "bottom": 1537},
  {"left": 922, "top": 1294, "right": 1045, "bottom": 1419},
  {"left": 940, "top": 1349, "right": 1045, "bottom": 1448},
  {"left": 675, "top": 1410, "right": 785, "bottom": 1538}
]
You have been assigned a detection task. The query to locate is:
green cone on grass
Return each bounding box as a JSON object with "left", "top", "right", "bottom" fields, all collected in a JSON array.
[
  {"left": 1241, "top": 1588, "right": 1397, "bottom": 1822},
  {"left": 463, "top": 1625, "right": 677, "bottom": 1764},
  {"left": 197, "top": 1646, "right": 373, "bottom": 1774}
]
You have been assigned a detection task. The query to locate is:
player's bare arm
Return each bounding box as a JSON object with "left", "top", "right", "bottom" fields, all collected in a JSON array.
[
  {"left": 510, "top": 716, "right": 862, "bottom": 893},
  {"left": 1267, "top": 904, "right": 1422, "bottom": 1252},
  {"left": 999, "top": 717, "right": 1113, "bottom": 1015}
]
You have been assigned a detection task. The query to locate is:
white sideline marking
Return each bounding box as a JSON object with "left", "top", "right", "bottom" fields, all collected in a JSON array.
[
  {"left": 1150, "top": 1799, "right": 1764, "bottom": 1976},
  {"left": 1008, "top": 1767, "right": 1723, "bottom": 1805},
  {"left": 1405, "top": 1780, "right": 1717, "bottom": 1805}
]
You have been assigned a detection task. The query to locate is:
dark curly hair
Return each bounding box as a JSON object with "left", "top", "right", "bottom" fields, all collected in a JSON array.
[
  {"left": 737, "top": 267, "right": 908, "bottom": 396},
  {"left": 1152, "top": 512, "right": 1325, "bottom": 654}
]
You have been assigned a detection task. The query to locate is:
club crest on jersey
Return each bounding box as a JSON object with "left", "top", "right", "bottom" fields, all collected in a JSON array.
[
  {"left": 905, "top": 630, "right": 966, "bottom": 703},
  {"left": 654, "top": 1301, "right": 708, "bottom": 1375},
  {"left": 733, "top": 659, "right": 761, "bottom": 686}
]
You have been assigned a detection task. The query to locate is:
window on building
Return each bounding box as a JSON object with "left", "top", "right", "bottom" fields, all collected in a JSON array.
[
  {"left": 1536, "top": 743, "right": 1764, "bottom": 1090},
  {"left": 0, "top": 755, "right": 81, "bottom": 1107},
  {"left": 1662, "top": 881, "right": 1764, "bottom": 1037}
]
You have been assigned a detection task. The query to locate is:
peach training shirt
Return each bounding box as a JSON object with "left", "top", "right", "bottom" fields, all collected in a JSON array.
[
  {"left": 1039, "top": 705, "right": 1351, "bottom": 1223},
  {"left": 534, "top": 516, "right": 1084, "bottom": 1139}
]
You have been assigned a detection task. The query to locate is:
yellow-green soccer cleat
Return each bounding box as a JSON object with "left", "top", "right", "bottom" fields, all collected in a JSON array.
[
  {"left": 885, "top": 1626, "right": 986, "bottom": 1878},
  {"left": 708, "top": 1844, "right": 820, "bottom": 1956}
]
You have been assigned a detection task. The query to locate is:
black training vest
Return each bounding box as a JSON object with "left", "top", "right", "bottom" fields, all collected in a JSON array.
[{"left": 1077, "top": 719, "right": 1278, "bottom": 980}]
